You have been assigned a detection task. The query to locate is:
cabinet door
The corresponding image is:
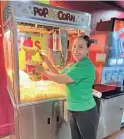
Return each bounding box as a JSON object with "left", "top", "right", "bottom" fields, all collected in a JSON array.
[
  {"left": 19, "top": 102, "right": 54, "bottom": 139},
  {"left": 55, "top": 101, "right": 72, "bottom": 139},
  {"left": 19, "top": 106, "right": 35, "bottom": 139},
  {"left": 34, "top": 102, "right": 54, "bottom": 139},
  {"left": 53, "top": 101, "right": 64, "bottom": 137}
]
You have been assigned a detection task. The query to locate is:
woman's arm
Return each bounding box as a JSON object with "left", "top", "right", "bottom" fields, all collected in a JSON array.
[
  {"left": 39, "top": 53, "right": 59, "bottom": 73},
  {"left": 43, "top": 70, "right": 74, "bottom": 84},
  {"left": 34, "top": 64, "right": 74, "bottom": 84},
  {"left": 45, "top": 60, "right": 59, "bottom": 74}
]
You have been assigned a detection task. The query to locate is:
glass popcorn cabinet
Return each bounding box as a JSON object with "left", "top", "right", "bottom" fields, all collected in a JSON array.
[{"left": 3, "top": 1, "right": 91, "bottom": 139}]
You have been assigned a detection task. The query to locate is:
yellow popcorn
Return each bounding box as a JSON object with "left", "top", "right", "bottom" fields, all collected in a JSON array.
[{"left": 7, "top": 70, "right": 66, "bottom": 103}]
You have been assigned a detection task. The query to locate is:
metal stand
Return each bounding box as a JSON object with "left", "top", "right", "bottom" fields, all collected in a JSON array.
[{"left": 96, "top": 95, "right": 124, "bottom": 139}]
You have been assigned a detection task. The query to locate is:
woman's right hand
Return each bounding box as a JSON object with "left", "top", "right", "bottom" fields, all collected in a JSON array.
[{"left": 38, "top": 50, "right": 58, "bottom": 74}]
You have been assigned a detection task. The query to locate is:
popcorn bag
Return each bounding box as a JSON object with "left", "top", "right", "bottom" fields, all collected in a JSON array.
[{"left": 26, "top": 60, "right": 42, "bottom": 81}]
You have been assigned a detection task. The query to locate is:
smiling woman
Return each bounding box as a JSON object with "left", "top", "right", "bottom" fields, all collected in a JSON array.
[
  {"left": 34, "top": 35, "right": 99, "bottom": 139},
  {"left": 72, "top": 35, "right": 93, "bottom": 62}
]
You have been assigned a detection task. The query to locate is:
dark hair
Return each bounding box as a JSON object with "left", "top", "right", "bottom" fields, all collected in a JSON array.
[{"left": 77, "top": 35, "right": 94, "bottom": 48}]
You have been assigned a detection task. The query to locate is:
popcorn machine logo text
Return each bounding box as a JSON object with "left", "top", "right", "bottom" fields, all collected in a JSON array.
[{"left": 33, "top": 7, "right": 75, "bottom": 22}]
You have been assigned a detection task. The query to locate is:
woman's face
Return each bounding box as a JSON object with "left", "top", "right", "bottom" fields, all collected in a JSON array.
[{"left": 72, "top": 38, "right": 88, "bottom": 62}]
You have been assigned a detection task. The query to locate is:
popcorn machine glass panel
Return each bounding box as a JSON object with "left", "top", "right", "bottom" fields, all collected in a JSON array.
[
  {"left": 4, "top": 29, "right": 15, "bottom": 95},
  {"left": 16, "top": 22, "right": 85, "bottom": 104}
]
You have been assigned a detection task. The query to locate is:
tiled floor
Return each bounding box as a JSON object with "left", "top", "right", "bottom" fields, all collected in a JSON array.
[
  {"left": 1, "top": 128, "right": 124, "bottom": 139},
  {"left": 105, "top": 129, "right": 124, "bottom": 139},
  {"left": 57, "top": 123, "right": 124, "bottom": 139}
]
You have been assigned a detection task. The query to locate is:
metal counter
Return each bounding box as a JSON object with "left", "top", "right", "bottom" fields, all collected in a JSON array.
[{"left": 96, "top": 93, "right": 124, "bottom": 139}]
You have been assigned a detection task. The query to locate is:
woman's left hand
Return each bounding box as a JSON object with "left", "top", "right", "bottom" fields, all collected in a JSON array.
[{"left": 34, "top": 64, "right": 44, "bottom": 73}]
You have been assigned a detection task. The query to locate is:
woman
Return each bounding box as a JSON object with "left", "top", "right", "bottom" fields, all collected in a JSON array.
[{"left": 34, "top": 35, "right": 99, "bottom": 139}]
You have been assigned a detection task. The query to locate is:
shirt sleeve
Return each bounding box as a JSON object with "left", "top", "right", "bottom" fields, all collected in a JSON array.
[{"left": 66, "top": 63, "right": 94, "bottom": 83}]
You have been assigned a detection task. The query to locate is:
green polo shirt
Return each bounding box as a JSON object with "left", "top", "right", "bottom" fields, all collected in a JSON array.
[{"left": 61, "top": 57, "right": 96, "bottom": 111}]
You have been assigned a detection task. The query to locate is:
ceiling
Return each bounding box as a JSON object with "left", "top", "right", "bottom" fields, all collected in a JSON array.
[{"left": 102, "top": 1, "right": 124, "bottom": 10}]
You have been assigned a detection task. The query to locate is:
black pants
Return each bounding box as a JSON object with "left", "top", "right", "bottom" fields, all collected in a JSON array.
[{"left": 69, "top": 106, "right": 99, "bottom": 139}]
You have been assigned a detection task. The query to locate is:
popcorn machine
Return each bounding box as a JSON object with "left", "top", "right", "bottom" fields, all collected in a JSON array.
[{"left": 3, "top": 1, "right": 91, "bottom": 139}]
